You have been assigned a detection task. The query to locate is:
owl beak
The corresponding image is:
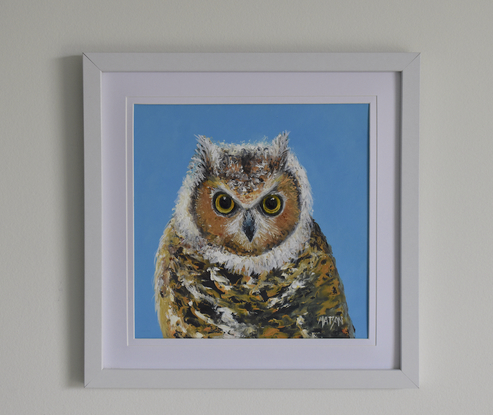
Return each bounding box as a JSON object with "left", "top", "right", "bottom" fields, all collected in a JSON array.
[{"left": 242, "top": 211, "right": 256, "bottom": 242}]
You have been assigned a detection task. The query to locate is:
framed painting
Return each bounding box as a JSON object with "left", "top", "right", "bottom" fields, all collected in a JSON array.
[{"left": 83, "top": 52, "right": 419, "bottom": 388}]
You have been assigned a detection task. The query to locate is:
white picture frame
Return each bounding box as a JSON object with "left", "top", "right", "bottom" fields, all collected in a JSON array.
[{"left": 83, "top": 52, "right": 419, "bottom": 388}]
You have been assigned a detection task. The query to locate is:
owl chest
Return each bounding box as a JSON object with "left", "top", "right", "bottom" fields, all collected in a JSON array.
[{"left": 165, "top": 256, "right": 315, "bottom": 338}]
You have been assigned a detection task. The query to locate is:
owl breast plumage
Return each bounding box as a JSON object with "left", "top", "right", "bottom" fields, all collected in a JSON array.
[{"left": 154, "top": 133, "right": 355, "bottom": 338}]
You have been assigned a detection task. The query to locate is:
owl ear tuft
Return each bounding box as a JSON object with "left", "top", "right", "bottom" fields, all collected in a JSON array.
[
  {"left": 271, "top": 132, "right": 290, "bottom": 168},
  {"left": 194, "top": 135, "right": 217, "bottom": 174}
]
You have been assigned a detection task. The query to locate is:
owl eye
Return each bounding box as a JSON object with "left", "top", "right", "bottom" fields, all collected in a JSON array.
[
  {"left": 261, "top": 195, "right": 282, "bottom": 216},
  {"left": 214, "top": 193, "right": 235, "bottom": 215}
]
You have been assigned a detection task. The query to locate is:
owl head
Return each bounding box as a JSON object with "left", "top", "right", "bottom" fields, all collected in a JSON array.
[{"left": 173, "top": 133, "right": 313, "bottom": 275}]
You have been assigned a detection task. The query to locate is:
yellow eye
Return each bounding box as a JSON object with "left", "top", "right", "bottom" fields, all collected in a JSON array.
[
  {"left": 214, "top": 193, "right": 235, "bottom": 214},
  {"left": 262, "top": 195, "right": 282, "bottom": 215}
]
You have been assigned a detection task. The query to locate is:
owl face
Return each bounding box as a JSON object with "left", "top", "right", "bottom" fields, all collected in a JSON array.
[
  {"left": 173, "top": 133, "right": 313, "bottom": 274},
  {"left": 191, "top": 168, "right": 301, "bottom": 256}
]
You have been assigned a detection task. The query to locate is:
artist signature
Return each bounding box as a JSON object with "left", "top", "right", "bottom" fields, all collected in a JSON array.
[{"left": 318, "top": 315, "right": 343, "bottom": 329}]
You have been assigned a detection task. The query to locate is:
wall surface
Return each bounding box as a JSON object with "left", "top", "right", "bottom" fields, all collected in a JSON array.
[{"left": 1, "top": 1, "right": 492, "bottom": 414}]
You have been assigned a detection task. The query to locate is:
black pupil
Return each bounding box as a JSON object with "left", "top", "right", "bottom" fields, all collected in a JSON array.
[
  {"left": 265, "top": 197, "right": 278, "bottom": 210},
  {"left": 219, "top": 196, "right": 231, "bottom": 210}
]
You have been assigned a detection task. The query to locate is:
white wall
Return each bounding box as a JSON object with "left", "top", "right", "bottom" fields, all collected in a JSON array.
[{"left": 1, "top": 1, "right": 492, "bottom": 413}]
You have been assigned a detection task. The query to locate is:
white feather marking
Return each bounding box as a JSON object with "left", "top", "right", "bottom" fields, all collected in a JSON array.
[
  {"left": 192, "top": 306, "right": 254, "bottom": 338},
  {"left": 208, "top": 267, "right": 232, "bottom": 290},
  {"left": 266, "top": 273, "right": 312, "bottom": 308},
  {"left": 296, "top": 315, "right": 310, "bottom": 338}
]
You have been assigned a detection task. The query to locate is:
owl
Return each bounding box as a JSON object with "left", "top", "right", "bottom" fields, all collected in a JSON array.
[{"left": 154, "top": 133, "right": 355, "bottom": 338}]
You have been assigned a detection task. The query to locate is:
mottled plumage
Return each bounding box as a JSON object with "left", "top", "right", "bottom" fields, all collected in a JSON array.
[{"left": 155, "top": 133, "right": 354, "bottom": 338}]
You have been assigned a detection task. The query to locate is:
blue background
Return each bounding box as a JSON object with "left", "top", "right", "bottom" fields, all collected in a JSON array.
[{"left": 134, "top": 104, "right": 369, "bottom": 339}]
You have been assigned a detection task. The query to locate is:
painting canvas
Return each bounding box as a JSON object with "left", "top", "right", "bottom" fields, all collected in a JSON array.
[{"left": 133, "top": 103, "right": 369, "bottom": 339}]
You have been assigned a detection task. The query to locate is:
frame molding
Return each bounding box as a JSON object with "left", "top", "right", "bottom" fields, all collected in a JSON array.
[{"left": 83, "top": 52, "right": 419, "bottom": 388}]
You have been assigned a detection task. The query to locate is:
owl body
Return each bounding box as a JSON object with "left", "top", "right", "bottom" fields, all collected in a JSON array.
[{"left": 155, "top": 133, "right": 355, "bottom": 338}]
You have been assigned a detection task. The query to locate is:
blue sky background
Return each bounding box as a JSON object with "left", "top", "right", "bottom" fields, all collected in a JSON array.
[{"left": 134, "top": 103, "right": 369, "bottom": 339}]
